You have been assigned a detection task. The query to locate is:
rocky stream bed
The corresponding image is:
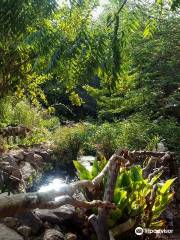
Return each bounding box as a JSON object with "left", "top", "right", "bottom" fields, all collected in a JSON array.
[{"left": 0, "top": 145, "right": 180, "bottom": 240}]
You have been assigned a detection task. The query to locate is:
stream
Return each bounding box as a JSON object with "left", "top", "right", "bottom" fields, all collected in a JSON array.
[{"left": 34, "top": 156, "right": 96, "bottom": 193}]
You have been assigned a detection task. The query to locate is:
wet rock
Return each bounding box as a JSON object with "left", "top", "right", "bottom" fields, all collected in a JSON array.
[
  {"left": 24, "top": 151, "right": 34, "bottom": 162},
  {"left": 52, "top": 205, "right": 75, "bottom": 221},
  {"left": 43, "top": 229, "right": 64, "bottom": 240},
  {"left": 2, "top": 155, "right": 17, "bottom": 167},
  {"left": 35, "top": 150, "right": 50, "bottom": 162},
  {"left": 0, "top": 223, "right": 23, "bottom": 240},
  {"left": 3, "top": 217, "right": 19, "bottom": 229},
  {"left": 65, "top": 233, "right": 77, "bottom": 240},
  {"left": 19, "top": 161, "right": 35, "bottom": 180},
  {"left": 13, "top": 151, "right": 25, "bottom": 161},
  {"left": 35, "top": 209, "right": 62, "bottom": 224},
  {"left": 17, "top": 225, "right": 32, "bottom": 237},
  {"left": 16, "top": 212, "right": 43, "bottom": 235},
  {"left": 33, "top": 154, "right": 44, "bottom": 167}
]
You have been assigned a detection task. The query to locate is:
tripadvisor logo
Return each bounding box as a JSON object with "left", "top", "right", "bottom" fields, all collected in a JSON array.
[
  {"left": 135, "top": 227, "right": 144, "bottom": 235},
  {"left": 135, "top": 227, "right": 173, "bottom": 235}
]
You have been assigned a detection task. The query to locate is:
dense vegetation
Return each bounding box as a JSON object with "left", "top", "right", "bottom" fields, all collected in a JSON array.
[
  {"left": 0, "top": 1, "right": 179, "bottom": 239},
  {"left": 0, "top": 0, "right": 179, "bottom": 160}
]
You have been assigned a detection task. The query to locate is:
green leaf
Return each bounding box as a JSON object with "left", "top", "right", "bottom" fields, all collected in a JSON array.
[
  {"left": 91, "top": 159, "right": 100, "bottom": 178},
  {"left": 160, "top": 178, "right": 176, "bottom": 194},
  {"left": 73, "top": 160, "right": 92, "bottom": 180},
  {"left": 129, "top": 165, "right": 143, "bottom": 182},
  {"left": 149, "top": 171, "right": 163, "bottom": 185},
  {"left": 117, "top": 170, "right": 132, "bottom": 189}
]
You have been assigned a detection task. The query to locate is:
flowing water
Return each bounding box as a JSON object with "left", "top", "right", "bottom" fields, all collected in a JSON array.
[{"left": 34, "top": 156, "right": 96, "bottom": 193}]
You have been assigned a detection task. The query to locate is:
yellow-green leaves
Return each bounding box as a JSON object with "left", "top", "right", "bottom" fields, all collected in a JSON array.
[
  {"left": 73, "top": 160, "right": 92, "bottom": 180},
  {"left": 160, "top": 178, "right": 177, "bottom": 194}
]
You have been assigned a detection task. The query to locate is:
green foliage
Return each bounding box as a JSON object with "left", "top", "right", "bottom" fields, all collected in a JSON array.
[
  {"left": 74, "top": 160, "right": 175, "bottom": 229},
  {"left": 52, "top": 124, "right": 87, "bottom": 166}
]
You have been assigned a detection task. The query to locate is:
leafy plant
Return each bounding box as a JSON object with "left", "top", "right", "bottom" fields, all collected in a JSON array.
[{"left": 74, "top": 158, "right": 175, "bottom": 231}]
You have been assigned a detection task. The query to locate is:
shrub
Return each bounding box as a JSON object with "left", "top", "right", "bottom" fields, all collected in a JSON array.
[
  {"left": 52, "top": 124, "right": 87, "bottom": 167},
  {"left": 74, "top": 158, "right": 176, "bottom": 234}
]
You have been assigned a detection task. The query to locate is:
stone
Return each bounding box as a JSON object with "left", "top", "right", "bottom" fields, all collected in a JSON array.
[
  {"left": 65, "top": 233, "right": 77, "bottom": 240},
  {"left": 52, "top": 205, "right": 75, "bottom": 221},
  {"left": 34, "top": 150, "right": 50, "bottom": 161},
  {"left": 2, "top": 155, "right": 17, "bottom": 167},
  {"left": 24, "top": 151, "right": 34, "bottom": 162},
  {"left": 17, "top": 225, "right": 32, "bottom": 237},
  {"left": 35, "top": 209, "right": 61, "bottom": 224},
  {"left": 19, "top": 161, "right": 35, "bottom": 180},
  {"left": 44, "top": 229, "right": 64, "bottom": 240},
  {"left": 33, "top": 154, "right": 44, "bottom": 167},
  {"left": 16, "top": 211, "right": 43, "bottom": 235},
  {"left": 3, "top": 217, "right": 19, "bottom": 229},
  {"left": 0, "top": 223, "right": 23, "bottom": 240},
  {"left": 13, "top": 151, "right": 25, "bottom": 161}
]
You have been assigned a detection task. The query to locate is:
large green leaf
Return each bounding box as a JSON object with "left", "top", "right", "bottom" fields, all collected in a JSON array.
[
  {"left": 117, "top": 170, "right": 132, "bottom": 189},
  {"left": 129, "top": 165, "right": 143, "bottom": 182},
  {"left": 91, "top": 159, "right": 100, "bottom": 178},
  {"left": 73, "top": 160, "right": 92, "bottom": 180},
  {"left": 160, "top": 178, "right": 176, "bottom": 194}
]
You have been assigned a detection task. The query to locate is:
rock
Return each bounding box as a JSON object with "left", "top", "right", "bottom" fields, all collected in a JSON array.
[
  {"left": 65, "top": 233, "right": 77, "bottom": 240},
  {"left": 34, "top": 150, "right": 50, "bottom": 162},
  {"left": 43, "top": 229, "right": 64, "bottom": 240},
  {"left": 24, "top": 151, "right": 34, "bottom": 162},
  {"left": 0, "top": 223, "right": 23, "bottom": 240},
  {"left": 33, "top": 154, "right": 44, "bottom": 167},
  {"left": 16, "top": 212, "right": 43, "bottom": 235},
  {"left": 2, "top": 155, "right": 17, "bottom": 167},
  {"left": 3, "top": 217, "right": 19, "bottom": 229},
  {"left": 35, "top": 209, "right": 62, "bottom": 224},
  {"left": 13, "top": 151, "right": 24, "bottom": 161},
  {"left": 19, "top": 161, "right": 35, "bottom": 180},
  {"left": 24, "top": 151, "right": 43, "bottom": 169},
  {"left": 17, "top": 225, "right": 31, "bottom": 237},
  {"left": 52, "top": 205, "right": 75, "bottom": 221}
]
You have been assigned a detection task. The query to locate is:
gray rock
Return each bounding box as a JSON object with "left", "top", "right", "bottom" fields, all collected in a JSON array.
[
  {"left": 16, "top": 212, "right": 43, "bottom": 235},
  {"left": 24, "top": 151, "right": 34, "bottom": 162},
  {"left": 52, "top": 205, "right": 75, "bottom": 221},
  {"left": 35, "top": 209, "right": 61, "bottom": 224},
  {"left": 3, "top": 217, "right": 19, "bottom": 229},
  {"left": 44, "top": 229, "right": 64, "bottom": 240},
  {"left": 17, "top": 225, "right": 31, "bottom": 238},
  {"left": 13, "top": 151, "right": 25, "bottom": 161},
  {"left": 0, "top": 223, "right": 23, "bottom": 240},
  {"left": 19, "top": 161, "right": 35, "bottom": 180},
  {"left": 34, "top": 151, "right": 50, "bottom": 162},
  {"left": 2, "top": 155, "right": 17, "bottom": 167},
  {"left": 65, "top": 233, "right": 77, "bottom": 240}
]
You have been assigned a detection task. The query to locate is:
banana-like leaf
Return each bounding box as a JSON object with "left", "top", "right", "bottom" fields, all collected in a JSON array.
[
  {"left": 129, "top": 165, "right": 143, "bottom": 182},
  {"left": 149, "top": 171, "right": 163, "bottom": 185},
  {"left": 117, "top": 170, "right": 132, "bottom": 189},
  {"left": 160, "top": 177, "right": 177, "bottom": 194},
  {"left": 91, "top": 159, "right": 100, "bottom": 178},
  {"left": 73, "top": 160, "right": 92, "bottom": 180}
]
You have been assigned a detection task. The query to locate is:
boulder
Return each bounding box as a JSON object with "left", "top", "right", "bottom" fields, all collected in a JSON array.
[
  {"left": 16, "top": 211, "right": 43, "bottom": 235},
  {"left": 35, "top": 209, "right": 62, "bottom": 224},
  {"left": 17, "top": 225, "right": 32, "bottom": 238},
  {"left": 2, "top": 155, "right": 18, "bottom": 167},
  {"left": 43, "top": 229, "right": 64, "bottom": 240},
  {"left": 34, "top": 150, "right": 51, "bottom": 162},
  {"left": 13, "top": 151, "right": 25, "bottom": 161},
  {"left": 24, "top": 151, "right": 34, "bottom": 162},
  {"left": 0, "top": 223, "right": 23, "bottom": 240},
  {"left": 19, "top": 161, "right": 35, "bottom": 180},
  {"left": 3, "top": 217, "right": 19, "bottom": 229},
  {"left": 65, "top": 233, "right": 77, "bottom": 240},
  {"left": 52, "top": 205, "right": 75, "bottom": 221}
]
